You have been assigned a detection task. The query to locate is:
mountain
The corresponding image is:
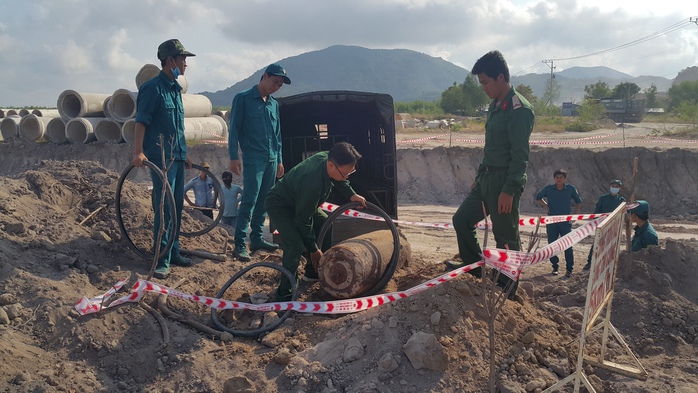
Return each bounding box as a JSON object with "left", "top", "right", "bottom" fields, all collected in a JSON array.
[
  {"left": 201, "top": 45, "right": 467, "bottom": 107},
  {"left": 557, "top": 66, "right": 633, "bottom": 79},
  {"left": 199, "top": 45, "right": 678, "bottom": 107},
  {"left": 674, "top": 66, "right": 698, "bottom": 85}
]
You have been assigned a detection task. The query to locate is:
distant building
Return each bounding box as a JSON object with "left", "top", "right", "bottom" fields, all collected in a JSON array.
[{"left": 562, "top": 102, "right": 580, "bottom": 117}]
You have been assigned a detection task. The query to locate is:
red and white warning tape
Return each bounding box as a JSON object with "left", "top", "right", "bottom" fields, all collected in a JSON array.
[
  {"left": 75, "top": 215, "right": 603, "bottom": 315},
  {"left": 396, "top": 134, "right": 449, "bottom": 144},
  {"left": 75, "top": 261, "right": 485, "bottom": 316},
  {"left": 319, "top": 202, "right": 613, "bottom": 229}
]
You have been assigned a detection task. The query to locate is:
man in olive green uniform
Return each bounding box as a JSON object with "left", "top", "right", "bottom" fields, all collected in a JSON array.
[
  {"left": 265, "top": 142, "right": 367, "bottom": 301},
  {"left": 445, "top": 50, "right": 534, "bottom": 299}
]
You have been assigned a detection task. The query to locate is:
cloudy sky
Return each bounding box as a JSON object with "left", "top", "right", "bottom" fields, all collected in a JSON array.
[{"left": 0, "top": 0, "right": 696, "bottom": 107}]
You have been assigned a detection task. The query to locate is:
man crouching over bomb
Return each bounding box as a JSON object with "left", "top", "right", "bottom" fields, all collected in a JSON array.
[{"left": 265, "top": 142, "right": 367, "bottom": 302}]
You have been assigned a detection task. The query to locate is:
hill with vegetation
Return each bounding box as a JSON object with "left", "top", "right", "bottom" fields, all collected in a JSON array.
[{"left": 199, "top": 45, "right": 680, "bottom": 107}]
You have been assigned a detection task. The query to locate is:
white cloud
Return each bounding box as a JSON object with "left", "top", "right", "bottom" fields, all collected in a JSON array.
[{"left": 0, "top": 0, "right": 696, "bottom": 106}]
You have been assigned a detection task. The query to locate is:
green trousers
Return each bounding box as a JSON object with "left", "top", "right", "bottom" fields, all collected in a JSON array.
[
  {"left": 452, "top": 171, "right": 522, "bottom": 295},
  {"left": 265, "top": 205, "right": 332, "bottom": 301}
]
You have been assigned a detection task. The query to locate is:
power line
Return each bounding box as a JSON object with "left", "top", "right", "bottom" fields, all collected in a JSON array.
[{"left": 546, "top": 17, "right": 696, "bottom": 62}]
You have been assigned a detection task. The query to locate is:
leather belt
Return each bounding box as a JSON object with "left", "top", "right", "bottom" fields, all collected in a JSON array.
[{"left": 482, "top": 166, "right": 508, "bottom": 173}]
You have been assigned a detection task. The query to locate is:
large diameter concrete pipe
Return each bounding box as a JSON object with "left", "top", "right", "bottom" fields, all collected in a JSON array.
[
  {"left": 135, "top": 64, "right": 188, "bottom": 94},
  {"left": 121, "top": 116, "right": 225, "bottom": 145},
  {"left": 46, "top": 118, "right": 68, "bottom": 143},
  {"left": 110, "top": 89, "right": 138, "bottom": 122},
  {"left": 0, "top": 109, "right": 5, "bottom": 118},
  {"left": 102, "top": 96, "right": 114, "bottom": 119},
  {"left": 135, "top": 64, "right": 160, "bottom": 89},
  {"left": 212, "top": 109, "right": 225, "bottom": 118},
  {"left": 6, "top": 109, "right": 18, "bottom": 116},
  {"left": 121, "top": 119, "right": 136, "bottom": 145},
  {"left": 183, "top": 116, "right": 226, "bottom": 141},
  {"left": 94, "top": 118, "right": 123, "bottom": 143},
  {"left": 19, "top": 114, "right": 53, "bottom": 141},
  {"left": 31, "top": 109, "right": 61, "bottom": 118},
  {"left": 57, "top": 90, "right": 110, "bottom": 121},
  {"left": 224, "top": 110, "right": 231, "bottom": 124},
  {"left": 19, "top": 109, "right": 30, "bottom": 117},
  {"left": 182, "top": 94, "right": 213, "bottom": 118},
  {"left": 66, "top": 117, "right": 103, "bottom": 144},
  {"left": 1, "top": 115, "right": 22, "bottom": 141}
]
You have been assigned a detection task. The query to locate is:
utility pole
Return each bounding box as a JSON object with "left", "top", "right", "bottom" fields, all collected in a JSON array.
[{"left": 542, "top": 60, "right": 556, "bottom": 106}]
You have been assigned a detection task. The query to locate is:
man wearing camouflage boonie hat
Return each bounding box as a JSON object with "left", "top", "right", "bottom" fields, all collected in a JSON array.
[{"left": 132, "top": 39, "right": 196, "bottom": 279}]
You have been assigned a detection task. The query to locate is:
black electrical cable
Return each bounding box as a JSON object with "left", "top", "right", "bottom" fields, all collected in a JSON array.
[
  {"left": 210, "top": 262, "right": 297, "bottom": 337},
  {"left": 316, "top": 201, "right": 400, "bottom": 297},
  {"left": 116, "top": 160, "right": 177, "bottom": 260}
]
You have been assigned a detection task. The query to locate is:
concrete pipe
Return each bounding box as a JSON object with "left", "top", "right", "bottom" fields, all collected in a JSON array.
[
  {"left": 183, "top": 116, "right": 227, "bottom": 141},
  {"left": 121, "top": 119, "right": 136, "bottom": 145},
  {"left": 0, "top": 109, "right": 5, "bottom": 118},
  {"left": 94, "top": 118, "right": 123, "bottom": 143},
  {"left": 110, "top": 89, "right": 138, "bottom": 122},
  {"left": 6, "top": 109, "right": 18, "bottom": 116},
  {"left": 57, "top": 90, "right": 110, "bottom": 121},
  {"left": 212, "top": 109, "right": 225, "bottom": 118},
  {"left": 19, "top": 109, "right": 30, "bottom": 117},
  {"left": 182, "top": 94, "right": 213, "bottom": 118},
  {"left": 177, "top": 74, "right": 188, "bottom": 94},
  {"left": 224, "top": 110, "right": 231, "bottom": 124},
  {"left": 31, "top": 109, "right": 61, "bottom": 118},
  {"left": 1, "top": 115, "right": 22, "bottom": 141},
  {"left": 102, "top": 96, "right": 114, "bottom": 119},
  {"left": 46, "top": 118, "right": 68, "bottom": 143},
  {"left": 66, "top": 117, "right": 103, "bottom": 144},
  {"left": 135, "top": 64, "right": 160, "bottom": 89},
  {"left": 135, "top": 64, "right": 188, "bottom": 94},
  {"left": 19, "top": 114, "right": 53, "bottom": 141}
]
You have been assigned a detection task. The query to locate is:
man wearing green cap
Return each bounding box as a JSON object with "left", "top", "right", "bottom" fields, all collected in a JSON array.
[
  {"left": 228, "top": 63, "right": 291, "bottom": 261},
  {"left": 628, "top": 200, "right": 658, "bottom": 251},
  {"left": 584, "top": 179, "right": 625, "bottom": 270},
  {"left": 133, "top": 39, "right": 196, "bottom": 279}
]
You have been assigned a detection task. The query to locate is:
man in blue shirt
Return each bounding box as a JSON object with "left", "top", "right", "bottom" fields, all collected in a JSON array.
[
  {"left": 184, "top": 162, "right": 217, "bottom": 219},
  {"left": 228, "top": 63, "right": 290, "bottom": 262},
  {"left": 584, "top": 179, "right": 625, "bottom": 270},
  {"left": 629, "top": 200, "right": 659, "bottom": 251},
  {"left": 535, "top": 169, "right": 583, "bottom": 277},
  {"left": 220, "top": 171, "right": 243, "bottom": 230},
  {"left": 133, "top": 39, "right": 195, "bottom": 279}
]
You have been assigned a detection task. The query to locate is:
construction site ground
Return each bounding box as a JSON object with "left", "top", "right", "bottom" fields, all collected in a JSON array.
[{"left": 1, "top": 121, "right": 697, "bottom": 393}]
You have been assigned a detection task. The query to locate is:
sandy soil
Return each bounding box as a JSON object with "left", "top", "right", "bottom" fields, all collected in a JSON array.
[{"left": 1, "top": 126, "right": 697, "bottom": 393}]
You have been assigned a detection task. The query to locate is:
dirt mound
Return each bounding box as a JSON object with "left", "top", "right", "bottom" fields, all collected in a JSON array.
[
  {"left": 397, "top": 146, "right": 698, "bottom": 219},
  {"left": 0, "top": 153, "right": 697, "bottom": 392}
]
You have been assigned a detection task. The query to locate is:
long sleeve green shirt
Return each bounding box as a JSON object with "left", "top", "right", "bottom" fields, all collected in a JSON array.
[
  {"left": 227, "top": 85, "right": 282, "bottom": 162},
  {"left": 266, "top": 152, "right": 356, "bottom": 252},
  {"left": 480, "top": 87, "right": 534, "bottom": 195}
]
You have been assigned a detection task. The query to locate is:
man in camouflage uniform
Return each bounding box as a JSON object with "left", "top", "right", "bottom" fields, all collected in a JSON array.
[{"left": 445, "top": 50, "right": 534, "bottom": 299}]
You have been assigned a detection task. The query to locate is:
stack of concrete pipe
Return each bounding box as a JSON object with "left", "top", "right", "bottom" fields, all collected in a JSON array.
[
  {"left": 0, "top": 108, "right": 62, "bottom": 142},
  {"left": 2, "top": 64, "right": 228, "bottom": 145}
]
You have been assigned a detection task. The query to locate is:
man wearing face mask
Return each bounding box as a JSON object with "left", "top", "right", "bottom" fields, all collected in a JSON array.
[
  {"left": 219, "top": 171, "right": 243, "bottom": 233},
  {"left": 228, "top": 63, "right": 290, "bottom": 262},
  {"left": 132, "top": 39, "right": 195, "bottom": 280},
  {"left": 584, "top": 179, "right": 625, "bottom": 270}
]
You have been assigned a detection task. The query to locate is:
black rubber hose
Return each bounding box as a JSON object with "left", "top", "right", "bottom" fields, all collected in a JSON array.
[
  {"left": 210, "top": 262, "right": 297, "bottom": 337},
  {"left": 116, "top": 161, "right": 177, "bottom": 260},
  {"left": 180, "top": 163, "right": 224, "bottom": 238},
  {"left": 316, "top": 201, "right": 400, "bottom": 297}
]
